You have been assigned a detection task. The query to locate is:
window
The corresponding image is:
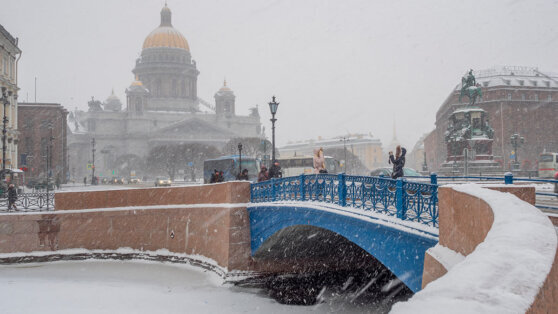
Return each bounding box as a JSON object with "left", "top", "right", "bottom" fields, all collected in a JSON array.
[
  {"left": 521, "top": 94, "right": 526, "bottom": 101},
  {"left": 507, "top": 93, "right": 512, "bottom": 100},
  {"left": 518, "top": 80, "right": 524, "bottom": 86},
  {"left": 548, "top": 94, "right": 552, "bottom": 101},
  {"left": 88, "top": 120, "right": 96, "bottom": 132},
  {"left": 534, "top": 94, "right": 538, "bottom": 101}
]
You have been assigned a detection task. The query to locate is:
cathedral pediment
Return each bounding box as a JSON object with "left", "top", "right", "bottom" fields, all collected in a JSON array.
[{"left": 150, "top": 117, "right": 233, "bottom": 140}]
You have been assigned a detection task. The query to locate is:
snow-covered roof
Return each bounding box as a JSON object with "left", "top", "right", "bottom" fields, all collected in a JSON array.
[{"left": 454, "top": 66, "right": 558, "bottom": 90}]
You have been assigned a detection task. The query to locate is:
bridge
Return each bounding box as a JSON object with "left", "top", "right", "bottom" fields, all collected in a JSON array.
[
  {"left": 0, "top": 174, "right": 555, "bottom": 311},
  {"left": 248, "top": 173, "right": 439, "bottom": 292}
]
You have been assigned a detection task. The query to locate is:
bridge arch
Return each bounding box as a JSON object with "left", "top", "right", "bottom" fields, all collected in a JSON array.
[{"left": 248, "top": 204, "right": 438, "bottom": 292}]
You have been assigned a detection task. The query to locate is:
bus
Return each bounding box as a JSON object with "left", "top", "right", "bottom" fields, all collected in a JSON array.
[
  {"left": 277, "top": 155, "right": 339, "bottom": 177},
  {"left": 203, "top": 155, "right": 260, "bottom": 183},
  {"left": 538, "top": 152, "right": 558, "bottom": 178}
]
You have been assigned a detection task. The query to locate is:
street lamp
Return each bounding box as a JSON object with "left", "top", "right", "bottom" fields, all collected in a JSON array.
[
  {"left": 510, "top": 133, "right": 525, "bottom": 170},
  {"left": 268, "top": 96, "right": 279, "bottom": 163},
  {"left": 0, "top": 87, "right": 12, "bottom": 180},
  {"left": 238, "top": 142, "right": 243, "bottom": 176},
  {"left": 46, "top": 124, "right": 54, "bottom": 210},
  {"left": 91, "top": 138, "right": 97, "bottom": 185}
]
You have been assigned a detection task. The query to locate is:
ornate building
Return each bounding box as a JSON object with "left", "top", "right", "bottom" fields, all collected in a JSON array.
[
  {"left": 0, "top": 24, "right": 21, "bottom": 173},
  {"left": 424, "top": 66, "right": 558, "bottom": 173},
  {"left": 68, "top": 5, "right": 262, "bottom": 181}
]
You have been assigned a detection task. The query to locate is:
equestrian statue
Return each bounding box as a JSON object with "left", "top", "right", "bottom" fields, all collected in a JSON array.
[{"left": 459, "top": 69, "right": 482, "bottom": 105}]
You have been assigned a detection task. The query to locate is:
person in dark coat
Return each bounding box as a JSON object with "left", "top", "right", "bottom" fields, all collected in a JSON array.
[
  {"left": 389, "top": 145, "right": 406, "bottom": 179},
  {"left": 554, "top": 171, "right": 558, "bottom": 197},
  {"left": 209, "top": 169, "right": 219, "bottom": 183},
  {"left": 268, "top": 161, "right": 282, "bottom": 178},
  {"left": 237, "top": 169, "right": 249, "bottom": 181},
  {"left": 217, "top": 171, "right": 225, "bottom": 182},
  {"left": 258, "top": 165, "right": 269, "bottom": 182},
  {"left": 7, "top": 184, "right": 17, "bottom": 211}
]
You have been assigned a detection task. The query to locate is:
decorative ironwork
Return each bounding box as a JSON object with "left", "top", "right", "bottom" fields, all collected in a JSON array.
[
  {"left": 250, "top": 174, "right": 439, "bottom": 227},
  {"left": 0, "top": 192, "right": 55, "bottom": 212}
]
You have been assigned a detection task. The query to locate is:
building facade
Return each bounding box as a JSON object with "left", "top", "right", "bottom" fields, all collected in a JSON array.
[
  {"left": 0, "top": 24, "right": 21, "bottom": 173},
  {"left": 280, "top": 134, "right": 384, "bottom": 172},
  {"left": 18, "top": 103, "right": 69, "bottom": 184},
  {"left": 68, "top": 5, "right": 262, "bottom": 181},
  {"left": 424, "top": 66, "right": 558, "bottom": 172}
]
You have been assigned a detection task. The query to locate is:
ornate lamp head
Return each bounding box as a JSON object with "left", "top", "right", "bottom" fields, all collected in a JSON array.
[{"left": 268, "top": 96, "right": 279, "bottom": 115}]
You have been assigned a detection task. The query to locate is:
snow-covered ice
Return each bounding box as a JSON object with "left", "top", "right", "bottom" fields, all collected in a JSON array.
[{"left": 0, "top": 260, "right": 386, "bottom": 314}]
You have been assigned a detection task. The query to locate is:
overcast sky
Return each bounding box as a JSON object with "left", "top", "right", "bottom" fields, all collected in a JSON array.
[{"left": 3, "top": 0, "right": 558, "bottom": 148}]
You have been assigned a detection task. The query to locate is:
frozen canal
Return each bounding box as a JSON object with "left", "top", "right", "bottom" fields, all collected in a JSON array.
[{"left": 0, "top": 261, "right": 400, "bottom": 314}]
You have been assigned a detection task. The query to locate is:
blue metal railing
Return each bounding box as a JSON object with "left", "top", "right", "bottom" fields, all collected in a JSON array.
[
  {"left": 404, "top": 172, "right": 558, "bottom": 211},
  {"left": 250, "top": 173, "right": 439, "bottom": 227}
]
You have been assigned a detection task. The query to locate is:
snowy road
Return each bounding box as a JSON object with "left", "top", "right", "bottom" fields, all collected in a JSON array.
[{"left": 0, "top": 261, "right": 387, "bottom": 314}]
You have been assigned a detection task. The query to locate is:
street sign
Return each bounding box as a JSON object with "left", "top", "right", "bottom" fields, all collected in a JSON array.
[{"left": 87, "top": 163, "right": 92, "bottom": 170}]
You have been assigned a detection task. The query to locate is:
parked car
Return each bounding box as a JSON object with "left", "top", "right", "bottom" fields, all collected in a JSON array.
[
  {"left": 370, "top": 167, "right": 421, "bottom": 177},
  {"left": 155, "top": 177, "right": 171, "bottom": 187}
]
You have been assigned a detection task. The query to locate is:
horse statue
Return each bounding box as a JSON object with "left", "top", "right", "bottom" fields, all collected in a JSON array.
[{"left": 459, "top": 69, "right": 482, "bottom": 105}]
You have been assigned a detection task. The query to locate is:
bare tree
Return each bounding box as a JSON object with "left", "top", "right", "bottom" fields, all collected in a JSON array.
[
  {"left": 222, "top": 137, "right": 272, "bottom": 158},
  {"left": 147, "top": 143, "right": 220, "bottom": 180}
]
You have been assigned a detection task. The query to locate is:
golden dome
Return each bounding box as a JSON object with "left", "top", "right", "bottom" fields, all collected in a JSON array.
[
  {"left": 142, "top": 4, "right": 190, "bottom": 51},
  {"left": 142, "top": 27, "right": 190, "bottom": 51},
  {"left": 219, "top": 79, "right": 232, "bottom": 92}
]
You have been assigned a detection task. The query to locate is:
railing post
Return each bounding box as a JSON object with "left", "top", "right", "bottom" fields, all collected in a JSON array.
[
  {"left": 271, "top": 178, "right": 276, "bottom": 201},
  {"left": 338, "top": 173, "right": 346, "bottom": 207},
  {"left": 430, "top": 172, "right": 437, "bottom": 185},
  {"left": 504, "top": 172, "right": 513, "bottom": 185},
  {"left": 396, "top": 178, "right": 405, "bottom": 220},
  {"left": 299, "top": 174, "right": 305, "bottom": 201}
]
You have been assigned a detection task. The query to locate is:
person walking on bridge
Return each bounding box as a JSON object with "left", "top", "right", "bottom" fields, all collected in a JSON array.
[
  {"left": 313, "top": 147, "right": 327, "bottom": 174},
  {"left": 7, "top": 184, "right": 17, "bottom": 211},
  {"left": 389, "top": 145, "right": 406, "bottom": 180},
  {"left": 258, "top": 165, "right": 269, "bottom": 182}
]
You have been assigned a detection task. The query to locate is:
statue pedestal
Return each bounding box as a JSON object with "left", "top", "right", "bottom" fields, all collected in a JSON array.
[{"left": 441, "top": 107, "right": 502, "bottom": 175}]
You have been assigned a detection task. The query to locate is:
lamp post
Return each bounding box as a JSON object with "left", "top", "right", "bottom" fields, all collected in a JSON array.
[
  {"left": 510, "top": 133, "right": 525, "bottom": 170},
  {"left": 46, "top": 125, "right": 54, "bottom": 210},
  {"left": 238, "top": 142, "right": 243, "bottom": 176},
  {"left": 0, "top": 87, "right": 12, "bottom": 181},
  {"left": 268, "top": 96, "right": 279, "bottom": 163},
  {"left": 91, "top": 138, "right": 96, "bottom": 185}
]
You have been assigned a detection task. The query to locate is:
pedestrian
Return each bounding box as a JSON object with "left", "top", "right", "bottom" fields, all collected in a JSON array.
[
  {"left": 389, "top": 145, "right": 407, "bottom": 179},
  {"left": 210, "top": 169, "right": 219, "bottom": 183},
  {"left": 269, "top": 161, "right": 282, "bottom": 178},
  {"left": 83, "top": 176, "right": 87, "bottom": 186},
  {"left": 554, "top": 171, "right": 558, "bottom": 197},
  {"left": 258, "top": 165, "right": 270, "bottom": 182},
  {"left": 7, "top": 184, "right": 17, "bottom": 211},
  {"left": 55, "top": 176, "right": 61, "bottom": 190},
  {"left": 218, "top": 171, "right": 225, "bottom": 182},
  {"left": 237, "top": 169, "right": 249, "bottom": 181},
  {"left": 313, "top": 147, "right": 327, "bottom": 174}
]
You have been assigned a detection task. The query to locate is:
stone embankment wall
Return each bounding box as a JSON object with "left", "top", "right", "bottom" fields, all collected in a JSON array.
[
  {"left": 421, "top": 185, "right": 557, "bottom": 314},
  {"left": 0, "top": 183, "right": 253, "bottom": 271}
]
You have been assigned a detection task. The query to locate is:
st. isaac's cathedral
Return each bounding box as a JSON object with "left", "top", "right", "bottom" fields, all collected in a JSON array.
[{"left": 68, "top": 4, "right": 262, "bottom": 180}]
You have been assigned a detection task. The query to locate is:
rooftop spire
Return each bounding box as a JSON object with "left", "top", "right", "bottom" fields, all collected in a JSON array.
[{"left": 160, "top": 3, "right": 172, "bottom": 26}]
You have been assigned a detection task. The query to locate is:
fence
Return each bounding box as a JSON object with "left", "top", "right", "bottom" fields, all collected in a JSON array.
[
  {"left": 404, "top": 172, "right": 558, "bottom": 212},
  {"left": 0, "top": 192, "right": 55, "bottom": 212},
  {"left": 250, "top": 173, "right": 439, "bottom": 227}
]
